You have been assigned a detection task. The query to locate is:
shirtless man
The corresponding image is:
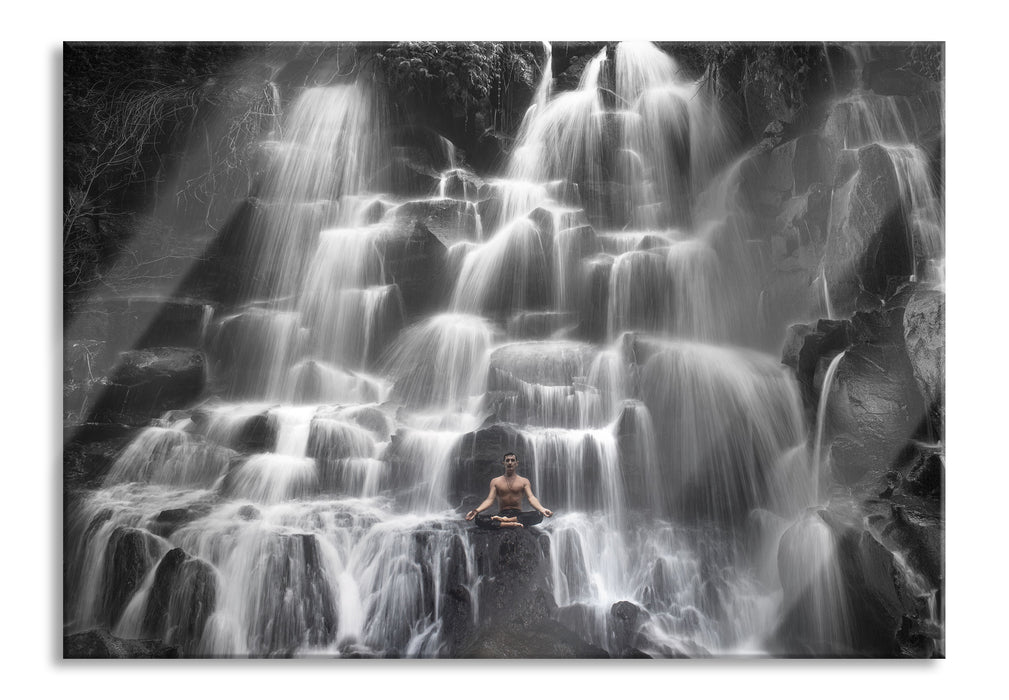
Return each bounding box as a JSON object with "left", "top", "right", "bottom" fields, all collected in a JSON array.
[{"left": 465, "top": 452, "right": 553, "bottom": 528}]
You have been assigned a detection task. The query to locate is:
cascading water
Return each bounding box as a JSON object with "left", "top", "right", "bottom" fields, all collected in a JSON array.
[{"left": 65, "top": 42, "right": 941, "bottom": 658}]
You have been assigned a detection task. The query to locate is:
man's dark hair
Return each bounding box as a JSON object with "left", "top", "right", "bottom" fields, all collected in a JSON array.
[{"left": 503, "top": 452, "right": 517, "bottom": 461}]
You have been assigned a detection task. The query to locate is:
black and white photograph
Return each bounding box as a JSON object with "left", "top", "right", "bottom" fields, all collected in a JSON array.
[{"left": 58, "top": 38, "right": 947, "bottom": 661}]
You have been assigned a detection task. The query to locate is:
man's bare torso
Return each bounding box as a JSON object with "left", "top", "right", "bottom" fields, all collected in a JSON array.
[{"left": 492, "top": 474, "right": 528, "bottom": 510}]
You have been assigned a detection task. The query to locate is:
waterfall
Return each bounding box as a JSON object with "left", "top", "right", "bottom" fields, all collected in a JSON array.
[{"left": 65, "top": 41, "right": 940, "bottom": 658}]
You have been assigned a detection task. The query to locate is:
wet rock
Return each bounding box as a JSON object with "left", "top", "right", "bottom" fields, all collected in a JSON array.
[
  {"left": 880, "top": 504, "right": 943, "bottom": 589},
  {"left": 453, "top": 424, "right": 532, "bottom": 503},
  {"left": 775, "top": 508, "right": 916, "bottom": 656},
  {"left": 903, "top": 290, "right": 944, "bottom": 439},
  {"left": 774, "top": 183, "right": 830, "bottom": 256},
  {"left": 94, "top": 348, "right": 206, "bottom": 424},
  {"left": 577, "top": 254, "right": 612, "bottom": 342},
  {"left": 489, "top": 341, "right": 595, "bottom": 388},
  {"left": 233, "top": 412, "right": 275, "bottom": 452},
  {"left": 545, "top": 180, "right": 582, "bottom": 208},
  {"left": 900, "top": 447, "right": 943, "bottom": 501},
  {"left": 150, "top": 504, "right": 213, "bottom": 537},
  {"left": 461, "top": 621, "right": 609, "bottom": 658},
  {"left": 610, "top": 600, "right": 643, "bottom": 653},
  {"left": 792, "top": 320, "right": 852, "bottom": 407},
  {"left": 460, "top": 527, "right": 607, "bottom": 658},
  {"left": 614, "top": 401, "right": 657, "bottom": 510},
  {"left": 64, "top": 629, "right": 178, "bottom": 659},
  {"left": 101, "top": 527, "right": 165, "bottom": 626},
  {"left": 781, "top": 323, "right": 816, "bottom": 369},
  {"left": 476, "top": 196, "right": 505, "bottom": 235},
  {"left": 189, "top": 409, "right": 276, "bottom": 452},
  {"left": 390, "top": 198, "right": 480, "bottom": 246},
  {"left": 441, "top": 584, "right": 476, "bottom": 654},
  {"left": 143, "top": 548, "right": 218, "bottom": 653},
  {"left": 440, "top": 169, "right": 485, "bottom": 201},
  {"left": 896, "top": 615, "right": 939, "bottom": 658},
  {"left": 377, "top": 220, "right": 448, "bottom": 318},
  {"left": 824, "top": 143, "right": 914, "bottom": 313},
  {"left": 850, "top": 306, "right": 906, "bottom": 345},
  {"left": 237, "top": 504, "right": 261, "bottom": 521},
  {"left": 824, "top": 342, "right": 926, "bottom": 485}
]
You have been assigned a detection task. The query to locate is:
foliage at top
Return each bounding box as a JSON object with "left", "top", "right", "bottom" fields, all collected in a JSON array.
[{"left": 376, "top": 42, "right": 538, "bottom": 129}]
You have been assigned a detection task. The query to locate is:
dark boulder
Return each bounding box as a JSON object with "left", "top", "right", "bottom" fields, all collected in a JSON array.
[
  {"left": 460, "top": 527, "right": 607, "bottom": 658},
  {"left": 609, "top": 600, "right": 643, "bottom": 654},
  {"left": 453, "top": 424, "right": 532, "bottom": 503},
  {"left": 850, "top": 306, "right": 907, "bottom": 345},
  {"left": 791, "top": 320, "right": 852, "bottom": 411},
  {"left": 142, "top": 548, "right": 218, "bottom": 654},
  {"left": 93, "top": 348, "right": 206, "bottom": 424},
  {"left": 823, "top": 342, "right": 926, "bottom": 485},
  {"left": 150, "top": 503, "right": 214, "bottom": 538},
  {"left": 64, "top": 629, "right": 178, "bottom": 659},
  {"left": 899, "top": 446, "right": 943, "bottom": 502},
  {"left": 878, "top": 504, "right": 943, "bottom": 590},
  {"left": 377, "top": 220, "right": 448, "bottom": 319},
  {"left": 101, "top": 527, "right": 165, "bottom": 626},
  {"left": 476, "top": 196, "right": 505, "bottom": 236},
  {"left": 772, "top": 183, "right": 830, "bottom": 261},
  {"left": 190, "top": 408, "right": 276, "bottom": 453},
  {"left": 577, "top": 254, "right": 613, "bottom": 342},
  {"left": 763, "top": 135, "right": 831, "bottom": 201},
  {"left": 781, "top": 323, "right": 816, "bottom": 370},
  {"left": 903, "top": 290, "right": 944, "bottom": 439},
  {"left": 824, "top": 143, "right": 914, "bottom": 315}
]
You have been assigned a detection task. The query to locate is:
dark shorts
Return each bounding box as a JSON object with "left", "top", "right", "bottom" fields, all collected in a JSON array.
[{"left": 475, "top": 509, "right": 544, "bottom": 529}]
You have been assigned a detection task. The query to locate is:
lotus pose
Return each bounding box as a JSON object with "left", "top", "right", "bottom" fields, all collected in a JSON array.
[{"left": 465, "top": 452, "right": 553, "bottom": 528}]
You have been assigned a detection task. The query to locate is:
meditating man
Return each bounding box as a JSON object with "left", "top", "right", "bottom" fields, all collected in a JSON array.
[{"left": 465, "top": 452, "right": 553, "bottom": 528}]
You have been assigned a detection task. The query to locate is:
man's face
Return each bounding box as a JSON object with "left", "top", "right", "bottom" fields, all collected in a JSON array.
[{"left": 504, "top": 455, "right": 518, "bottom": 475}]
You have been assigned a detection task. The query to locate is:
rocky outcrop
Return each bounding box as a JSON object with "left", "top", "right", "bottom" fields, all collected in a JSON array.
[
  {"left": 902, "top": 290, "right": 944, "bottom": 439},
  {"left": 459, "top": 528, "right": 607, "bottom": 658},
  {"left": 489, "top": 341, "right": 595, "bottom": 388},
  {"left": 101, "top": 527, "right": 166, "bottom": 626},
  {"left": 389, "top": 198, "right": 481, "bottom": 247},
  {"left": 440, "top": 169, "right": 486, "bottom": 201},
  {"left": 824, "top": 144, "right": 913, "bottom": 314},
  {"left": 189, "top": 408, "right": 276, "bottom": 453},
  {"left": 377, "top": 220, "right": 449, "bottom": 318},
  {"left": 775, "top": 508, "right": 918, "bottom": 656},
  {"left": 823, "top": 342, "right": 925, "bottom": 485},
  {"left": 142, "top": 548, "right": 218, "bottom": 653}
]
